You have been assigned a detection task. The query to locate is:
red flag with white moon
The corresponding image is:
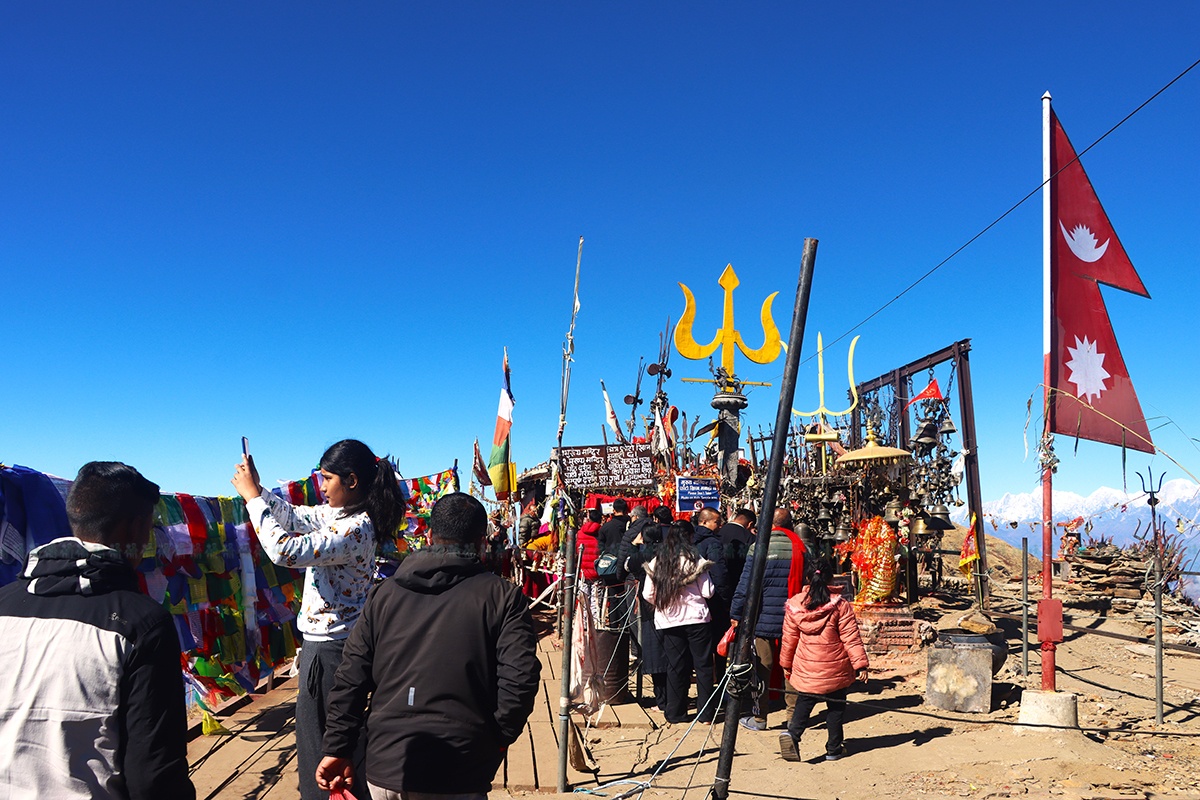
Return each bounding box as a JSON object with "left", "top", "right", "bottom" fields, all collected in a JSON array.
[{"left": 1049, "top": 110, "right": 1153, "bottom": 453}]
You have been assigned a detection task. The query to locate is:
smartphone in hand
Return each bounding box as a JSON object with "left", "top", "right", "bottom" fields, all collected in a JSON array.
[{"left": 242, "top": 437, "right": 249, "bottom": 457}]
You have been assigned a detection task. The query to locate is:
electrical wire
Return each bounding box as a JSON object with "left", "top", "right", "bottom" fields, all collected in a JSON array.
[{"left": 781, "top": 56, "right": 1200, "bottom": 370}]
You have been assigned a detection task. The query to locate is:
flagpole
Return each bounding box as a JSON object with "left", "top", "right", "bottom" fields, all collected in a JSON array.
[{"left": 1040, "top": 90, "right": 1058, "bottom": 692}]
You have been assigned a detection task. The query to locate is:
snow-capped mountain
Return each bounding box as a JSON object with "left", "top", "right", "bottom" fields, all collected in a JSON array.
[{"left": 951, "top": 479, "right": 1200, "bottom": 563}]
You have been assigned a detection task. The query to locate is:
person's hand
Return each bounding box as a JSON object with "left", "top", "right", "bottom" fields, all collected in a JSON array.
[
  {"left": 315, "top": 756, "right": 354, "bottom": 791},
  {"left": 856, "top": 668, "right": 869, "bottom": 683},
  {"left": 231, "top": 454, "right": 262, "bottom": 503}
]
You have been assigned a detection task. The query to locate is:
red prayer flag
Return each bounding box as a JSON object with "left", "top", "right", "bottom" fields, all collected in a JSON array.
[
  {"left": 1049, "top": 110, "right": 1153, "bottom": 453},
  {"left": 904, "top": 379, "right": 943, "bottom": 410}
]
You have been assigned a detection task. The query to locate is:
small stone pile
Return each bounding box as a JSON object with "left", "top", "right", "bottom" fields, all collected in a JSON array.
[{"left": 1066, "top": 544, "right": 1147, "bottom": 610}]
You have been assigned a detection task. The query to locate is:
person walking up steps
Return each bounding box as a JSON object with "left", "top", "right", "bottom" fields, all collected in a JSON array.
[{"left": 777, "top": 556, "right": 869, "bottom": 762}]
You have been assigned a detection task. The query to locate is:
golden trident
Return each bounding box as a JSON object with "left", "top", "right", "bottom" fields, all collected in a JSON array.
[
  {"left": 674, "top": 264, "right": 782, "bottom": 376},
  {"left": 793, "top": 332, "right": 859, "bottom": 473}
]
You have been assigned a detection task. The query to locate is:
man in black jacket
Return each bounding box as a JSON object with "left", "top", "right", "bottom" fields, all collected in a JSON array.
[
  {"left": 0, "top": 462, "right": 194, "bottom": 800},
  {"left": 317, "top": 492, "right": 541, "bottom": 798},
  {"left": 597, "top": 497, "right": 630, "bottom": 554}
]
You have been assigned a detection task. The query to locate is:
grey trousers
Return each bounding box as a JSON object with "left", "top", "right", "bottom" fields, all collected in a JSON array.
[{"left": 297, "top": 639, "right": 369, "bottom": 800}]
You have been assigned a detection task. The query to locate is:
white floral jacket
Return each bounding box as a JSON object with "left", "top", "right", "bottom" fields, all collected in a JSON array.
[{"left": 245, "top": 490, "right": 376, "bottom": 641}]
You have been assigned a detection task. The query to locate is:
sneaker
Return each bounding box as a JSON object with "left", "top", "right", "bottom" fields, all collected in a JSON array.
[
  {"left": 738, "top": 716, "right": 767, "bottom": 732},
  {"left": 825, "top": 746, "right": 845, "bottom": 761},
  {"left": 778, "top": 732, "right": 800, "bottom": 762}
]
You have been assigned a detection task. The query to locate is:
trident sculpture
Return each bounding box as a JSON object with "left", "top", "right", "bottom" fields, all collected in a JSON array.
[
  {"left": 674, "top": 264, "right": 783, "bottom": 487},
  {"left": 793, "top": 332, "right": 860, "bottom": 473},
  {"left": 674, "top": 264, "right": 782, "bottom": 377}
]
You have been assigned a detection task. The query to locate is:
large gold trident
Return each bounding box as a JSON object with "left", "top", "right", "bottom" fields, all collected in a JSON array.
[{"left": 674, "top": 264, "right": 781, "bottom": 375}]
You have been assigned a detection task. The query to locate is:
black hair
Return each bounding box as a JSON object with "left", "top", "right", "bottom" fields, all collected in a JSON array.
[
  {"left": 612, "top": 498, "right": 629, "bottom": 514},
  {"left": 650, "top": 521, "right": 700, "bottom": 611},
  {"left": 429, "top": 492, "right": 487, "bottom": 544},
  {"left": 653, "top": 506, "right": 674, "bottom": 524},
  {"left": 66, "top": 462, "right": 160, "bottom": 546},
  {"left": 804, "top": 555, "right": 834, "bottom": 610},
  {"left": 319, "top": 439, "right": 407, "bottom": 543},
  {"left": 587, "top": 508, "right": 602, "bottom": 524},
  {"left": 696, "top": 507, "right": 720, "bottom": 527},
  {"left": 734, "top": 508, "right": 756, "bottom": 527}
]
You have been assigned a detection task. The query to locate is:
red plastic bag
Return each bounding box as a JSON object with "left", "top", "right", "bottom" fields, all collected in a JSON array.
[
  {"left": 716, "top": 623, "right": 736, "bottom": 657},
  {"left": 329, "top": 789, "right": 354, "bottom": 800}
]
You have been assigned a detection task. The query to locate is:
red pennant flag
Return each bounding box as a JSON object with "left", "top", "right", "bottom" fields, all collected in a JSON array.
[
  {"left": 1049, "top": 111, "right": 1153, "bottom": 453},
  {"left": 904, "top": 379, "right": 943, "bottom": 410}
]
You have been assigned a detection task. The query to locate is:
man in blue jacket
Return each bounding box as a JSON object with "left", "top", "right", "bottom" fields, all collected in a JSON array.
[
  {"left": 729, "top": 507, "right": 806, "bottom": 731},
  {"left": 317, "top": 492, "right": 541, "bottom": 798}
]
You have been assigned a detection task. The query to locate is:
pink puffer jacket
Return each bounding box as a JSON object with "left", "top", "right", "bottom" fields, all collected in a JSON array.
[{"left": 779, "top": 589, "right": 869, "bottom": 695}]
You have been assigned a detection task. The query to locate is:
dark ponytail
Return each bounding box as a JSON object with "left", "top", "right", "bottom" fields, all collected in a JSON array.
[
  {"left": 804, "top": 555, "right": 833, "bottom": 611},
  {"left": 319, "top": 439, "right": 408, "bottom": 543}
]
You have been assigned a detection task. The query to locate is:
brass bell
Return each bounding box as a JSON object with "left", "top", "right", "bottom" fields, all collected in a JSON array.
[
  {"left": 928, "top": 503, "right": 954, "bottom": 530},
  {"left": 816, "top": 506, "right": 833, "bottom": 525},
  {"left": 909, "top": 514, "right": 929, "bottom": 539},
  {"left": 938, "top": 417, "right": 958, "bottom": 437},
  {"left": 882, "top": 498, "right": 902, "bottom": 525},
  {"left": 833, "top": 521, "right": 853, "bottom": 542}
]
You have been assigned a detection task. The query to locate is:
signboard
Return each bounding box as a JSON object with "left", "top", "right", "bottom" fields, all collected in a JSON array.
[
  {"left": 676, "top": 476, "right": 720, "bottom": 513},
  {"left": 556, "top": 444, "right": 655, "bottom": 489}
]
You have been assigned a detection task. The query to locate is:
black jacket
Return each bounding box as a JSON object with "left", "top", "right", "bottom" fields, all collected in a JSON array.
[
  {"left": 692, "top": 525, "right": 727, "bottom": 601},
  {"left": 597, "top": 514, "right": 630, "bottom": 554},
  {"left": 717, "top": 522, "right": 754, "bottom": 599},
  {"left": 0, "top": 538, "right": 194, "bottom": 800},
  {"left": 323, "top": 548, "right": 541, "bottom": 794}
]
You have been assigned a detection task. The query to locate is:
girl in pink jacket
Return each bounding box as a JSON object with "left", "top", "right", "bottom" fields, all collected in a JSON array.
[{"left": 778, "top": 556, "right": 869, "bottom": 762}]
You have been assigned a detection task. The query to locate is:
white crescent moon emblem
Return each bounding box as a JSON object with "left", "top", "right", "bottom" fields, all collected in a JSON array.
[{"left": 1059, "top": 221, "right": 1110, "bottom": 263}]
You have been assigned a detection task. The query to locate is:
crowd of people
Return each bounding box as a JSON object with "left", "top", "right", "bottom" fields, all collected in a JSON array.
[
  {"left": 576, "top": 500, "right": 869, "bottom": 761},
  {"left": 0, "top": 444, "right": 870, "bottom": 799}
]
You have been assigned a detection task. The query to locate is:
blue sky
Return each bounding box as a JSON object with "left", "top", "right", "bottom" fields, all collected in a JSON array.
[{"left": 3, "top": 2, "right": 1198, "bottom": 502}]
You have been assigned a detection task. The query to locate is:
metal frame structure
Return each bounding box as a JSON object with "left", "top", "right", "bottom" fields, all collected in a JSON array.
[{"left": 850, "top": 339, "right": 989, "bottom": 606}]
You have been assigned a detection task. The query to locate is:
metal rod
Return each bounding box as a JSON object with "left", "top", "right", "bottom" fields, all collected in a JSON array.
[
  {"left": 1153, "top": 493, "right": 1164, "bottom": 725},
  {"left": 984, "top": 610, "right": 1200, "bottom": 656},
  {"left": 1040, "top": 90, "right": 1058, "bottom": 692},
  {"left": 556, "top": 536, "right": 581, "bottom": 793},
  {"left": 1022, "top": 537, "right": 1029, "bottom": 678},
  {"left": 712, "top": 238, "right": 819, "bottom": 800},
  {"left": 955, "top": 342, "right": 989, "bottom": 609}
]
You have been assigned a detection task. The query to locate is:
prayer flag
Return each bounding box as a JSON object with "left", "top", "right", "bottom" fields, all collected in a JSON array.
[
  {"left": 959, "top": 514, "right": 979, "bottom": 577},
  {"left": 1048, "top": 110, "right": 1153, "bottom": 453},
  {"left": 473, "top": 438, "right": 492, "bottom": 486},
  {"left": 487, "top": 349, "right": 515, "bottom": 499},
  {"left": 904, "top": 379, "right": 943, "bottom": 410},
  {"left": 600, "top": 380, "right": 628, "bottom": 445}
]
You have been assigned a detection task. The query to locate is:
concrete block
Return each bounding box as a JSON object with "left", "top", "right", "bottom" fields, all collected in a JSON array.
[
  {"left": 926, "top": 646, "right": 992, "bottom": 713},
  {"left": 1016, "top": 690, "right": 1078, "bottom": 734}
]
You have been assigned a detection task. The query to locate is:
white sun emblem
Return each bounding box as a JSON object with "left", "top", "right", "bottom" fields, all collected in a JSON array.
[
  {"left": 1059, "top": 221, "right": 1110, "bottom": 263},
  {"left": 1065, "top": 335, "right": 1110, "bottom": 402}
]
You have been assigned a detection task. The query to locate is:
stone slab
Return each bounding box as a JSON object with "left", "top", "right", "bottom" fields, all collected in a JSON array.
[{"left": 926, "top": 646, "right": 993, "bottom": 713}]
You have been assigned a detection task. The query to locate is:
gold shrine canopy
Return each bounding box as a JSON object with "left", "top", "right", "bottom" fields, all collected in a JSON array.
[{"left": 834, "top": 428, "right": 911, "bottom": 467}]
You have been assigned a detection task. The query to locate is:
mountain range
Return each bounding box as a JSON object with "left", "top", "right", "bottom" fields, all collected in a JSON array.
[{"left": 950, "top": 479, "right": 1200, "bottom": 575}]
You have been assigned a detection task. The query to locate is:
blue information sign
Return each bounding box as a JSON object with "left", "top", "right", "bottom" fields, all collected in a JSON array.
[{"left": 675, "top": 476, "right": 720, "bottom": 513}]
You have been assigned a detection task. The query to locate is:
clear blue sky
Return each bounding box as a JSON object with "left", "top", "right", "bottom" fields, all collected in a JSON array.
[{"left": 4, "top": 2, "right": 1198, "bottom": 502}]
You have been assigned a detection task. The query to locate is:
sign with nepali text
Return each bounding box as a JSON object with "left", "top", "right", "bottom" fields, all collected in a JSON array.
[{"left": 556, "top": 444, "right": 655, "bottom": 489}]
